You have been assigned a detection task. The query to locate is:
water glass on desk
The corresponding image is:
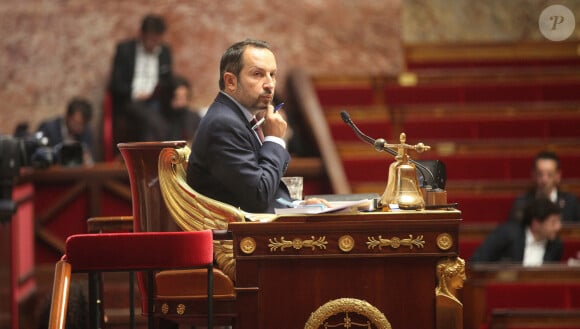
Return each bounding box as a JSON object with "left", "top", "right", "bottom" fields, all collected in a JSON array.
[{"left": 281, "top": 176, "right": 303, "bottom": 200}]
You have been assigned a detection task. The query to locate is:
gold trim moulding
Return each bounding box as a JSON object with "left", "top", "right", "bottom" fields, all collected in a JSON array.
[
  {"left": 366, "top": 234, "right": 425, "bottom": 250},
  {"left": 268, "top": 236, "right": 328, "bottom": 252},
  {"left": 159, "top": 302, "right": 186, "bottom": 316}
]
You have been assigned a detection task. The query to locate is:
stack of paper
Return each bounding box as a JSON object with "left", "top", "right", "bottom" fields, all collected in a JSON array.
[{"left": 274, "top": 199, "right": 374, "bottom": 215}]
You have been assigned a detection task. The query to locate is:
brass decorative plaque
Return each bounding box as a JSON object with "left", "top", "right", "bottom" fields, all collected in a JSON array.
[
  {"left": 338, "top": 235, "right": 355, "bottom": 252},
  {"left": 161, "top": 303, "right": 169, "bottom": 315},
  {"left": 240, "top": 237, "right": 257, "bottom": 255},
  {"left": 367, "top": 234, "right": 425, "bottom": 250},
  {"left": 436, "top": 233, "right": 453, "bottom": 251},
  {"left": 268, "top": 236, "right": 327, "bottom": 252}
]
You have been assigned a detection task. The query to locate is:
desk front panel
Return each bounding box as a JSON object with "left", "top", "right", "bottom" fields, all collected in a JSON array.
[{"left": 229, "top": 211, "right": 461, "bottom": 329}]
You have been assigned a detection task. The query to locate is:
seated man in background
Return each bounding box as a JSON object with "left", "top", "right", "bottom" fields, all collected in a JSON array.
[
  {"left": 508, "top": 151, "right": 579, "bottom": 223},
  {"left": 470, "top": 197, "right": 563, "bottom": 266},
  {"left": 159, "top": 75, "right": 201, "bottom": 143},
  {"left": 36, "top": 97, "right": 94, "bottom": 165},
  {"left": 186, "top": 39, "right": 327, "bottom": 213}
]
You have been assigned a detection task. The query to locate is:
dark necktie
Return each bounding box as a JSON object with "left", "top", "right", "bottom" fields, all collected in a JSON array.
[{"left": 250, "top": 117, "right": 265, "bottom": 143}]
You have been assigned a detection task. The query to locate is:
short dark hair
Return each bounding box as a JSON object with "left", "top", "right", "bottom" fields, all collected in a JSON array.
[
  {"left": 171, "top": 75, "right": 191, "bottom": 92},
  {"left": 141, "top": 14, "right": 166, "bottom": 34},
  {"left": 534, "top": 151, "right": 560, "bottom": 170},
  {"left": 218, "top": 39, "right": 272, "bottom": 90},
  {"left": 66, "top": 98, "right": 93, "bottom": 123},
  {"left": 522, "top": 197, "right": 561, "bottom": 227}
]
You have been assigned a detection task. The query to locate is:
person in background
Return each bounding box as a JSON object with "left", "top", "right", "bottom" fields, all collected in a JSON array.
[
  {"left": 508, "top": 151, "right": 579, "bottom": 223},
  {"left": 186, "top": 39, "right": 328, "bottom": 213},
  {"left": 470, "top": 197, "right": 563, "bottom": 265},
  {"left": 159, "top": 75, "right": 201, "bottom": 143},
  {"left": 109, "top": 13, "right": 172, "bottom": 143},
  {"left": 36, "top": 97, "right": 94, "bottom": 165}
]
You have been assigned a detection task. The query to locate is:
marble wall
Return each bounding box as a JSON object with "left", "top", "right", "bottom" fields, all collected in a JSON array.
[
  {"left": 403, "top": 0, "right": 580, "bottom": 43},
  {"left": 0, "top": 0, "right": 402, "bottom": 157},
  {"left": 1, "top": 0, "right": 578, "bottom": 160}
]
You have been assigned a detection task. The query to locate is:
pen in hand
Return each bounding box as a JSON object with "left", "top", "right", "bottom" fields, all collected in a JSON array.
[{"left": 251, "top": 102, "right": 284, "bottom": 130}]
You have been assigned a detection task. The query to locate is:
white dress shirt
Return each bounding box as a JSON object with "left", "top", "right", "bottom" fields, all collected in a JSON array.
[
  {"left": 522, "top": 227, "right": 547, "bottom": 266},
  {"left": 131, "top": 43, "right": 160, "bottom": 99}
]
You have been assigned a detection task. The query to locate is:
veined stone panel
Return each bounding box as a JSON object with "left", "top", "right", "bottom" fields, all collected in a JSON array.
[{"left": 403, "top": 0, "right": 580, "bottom": 43}]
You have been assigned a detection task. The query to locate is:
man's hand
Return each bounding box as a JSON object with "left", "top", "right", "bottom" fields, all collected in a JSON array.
[
  {"left": 261, "top": 104, "right": 287, "bottom": 138},
  {"left": 302, "top": 197, "right": 332, "bottom": 208}
]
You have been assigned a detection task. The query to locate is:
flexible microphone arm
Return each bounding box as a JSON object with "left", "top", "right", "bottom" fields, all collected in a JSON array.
[
  {"left": 340, "top": 110, "right": 438, "bottom": 188},
  {"left": 340, "top": 111, "right": 376, "bottom": 145}
]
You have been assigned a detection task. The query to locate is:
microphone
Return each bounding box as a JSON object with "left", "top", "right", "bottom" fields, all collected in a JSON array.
[
  {"left": 340, "top": 110, "right": 440, "bottom": 189},
  {"left": 340, "top": 111, "right": 396, "bottom": 156},
  {"left": 340, "top": 111, "right": 376, "bottom": 145}
]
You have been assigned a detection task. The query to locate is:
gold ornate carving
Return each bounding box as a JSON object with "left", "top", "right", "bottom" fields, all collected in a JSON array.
[
  {"left": 304, "top": 298, "right": 392, "bottom": 329},
  {"left": 240, "top": 237, "right": 257, "bottom": 255},
  {"left": 436, "top": 257, "right": 466, "bottom": 306},
  {"left": 338, "top": 235, "right": 355, "bottom": 252},
  {"left": 366, "top": 234, "right": 425, "bottom": 250},
  {"left": 436, "top": 233, "right": 453, "bottom": 251},
  {"left": 268, "top": 236, "right": 328, "bottom": 252},
  {"left": 161, "top": 303, "right": 169, "bottom": 315},
  {"left": 158, "top": 146, "right": 279, "bottom": 281},
  {"left": 436, "top": 257, "right": 466, "bottom": 329},
  {"left": 176, "top": 303, "right": 186, "bottom": 316}
]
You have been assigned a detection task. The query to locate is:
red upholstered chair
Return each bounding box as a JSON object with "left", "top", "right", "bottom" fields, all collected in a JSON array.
[
  {"left": 48, "top": 230, "right": 215, "bottom": 329},
  {"left": 118, "top": 141, "right": 238, "bottom": 327}
]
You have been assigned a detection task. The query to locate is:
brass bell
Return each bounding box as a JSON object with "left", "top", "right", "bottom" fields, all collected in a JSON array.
[{"left": 380, "top": 133, "right": 430, "bottom": 210}]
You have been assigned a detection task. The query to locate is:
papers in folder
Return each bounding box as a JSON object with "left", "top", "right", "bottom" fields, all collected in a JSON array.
[{"left": 274, "top": 199, "right": 375, "bottom": 215}]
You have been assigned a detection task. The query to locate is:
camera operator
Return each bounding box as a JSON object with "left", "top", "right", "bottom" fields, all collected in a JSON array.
[{"left": 36, "top": 97, "right": 94, "bottom": 166}]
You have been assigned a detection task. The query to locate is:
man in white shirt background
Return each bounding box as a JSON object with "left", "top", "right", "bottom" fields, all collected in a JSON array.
[
  {"left": 470, "top": 197, "right": 563, "bottom": 266},
  {"left": 109, "top": 14, "right": 173, "bottom": 146},
  {"left": 508, "top": 151, "right": 580, "bottom": 223}
]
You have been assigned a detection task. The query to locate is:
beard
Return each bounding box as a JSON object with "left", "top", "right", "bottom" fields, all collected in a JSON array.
[{"left": 233, "top": 84, "right": 273, "bottom": 113}]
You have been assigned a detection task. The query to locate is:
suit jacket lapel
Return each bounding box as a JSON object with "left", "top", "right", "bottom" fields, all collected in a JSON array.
[{"left": 215, "top": 93, "right": 262, "bottom": 149}]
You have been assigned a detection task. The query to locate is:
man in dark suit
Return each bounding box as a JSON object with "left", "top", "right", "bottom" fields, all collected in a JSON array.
[
  {"left": 508, "top": 151, "right": 580, "bottom": 223},
  {"left": 186, "top": 39, "right": 327, "bottom": 213},
  {"left": 36, "top": 97, "right": 94, "bottom": 165},
  {"left": 470, "top": 197, "right": 563, "bottom": 265},
  {"left": 109, "top": 14, "right": 172, "bottom": 144}
]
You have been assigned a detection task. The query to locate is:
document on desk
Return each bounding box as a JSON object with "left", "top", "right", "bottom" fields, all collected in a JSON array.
[{"left": 274, "top": 199, "right": 375, "bottom": 215}]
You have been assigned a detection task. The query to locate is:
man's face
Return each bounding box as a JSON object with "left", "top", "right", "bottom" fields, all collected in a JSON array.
[
  {"left": 141, "top": 32, "right": 163, "bottom": 53},
  {"left": 228, "top": 46, "right": 276, "bottom": 113},
  {"left": 534, "top": 159, "right": 561, "bottom": 197},
  {"left": 532, "top": 213, "right": 562, "bottom": 241},
  {"left": 67, "top": 111, "right": 86, "bottom": 137},
  {"left": 171, "top": 86, "right": 190, "bottom": 110}
]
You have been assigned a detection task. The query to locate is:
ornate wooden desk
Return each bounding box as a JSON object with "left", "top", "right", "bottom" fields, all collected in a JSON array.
[{"left": 228, "top": 209, "right": 461, "bottom": 329}]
